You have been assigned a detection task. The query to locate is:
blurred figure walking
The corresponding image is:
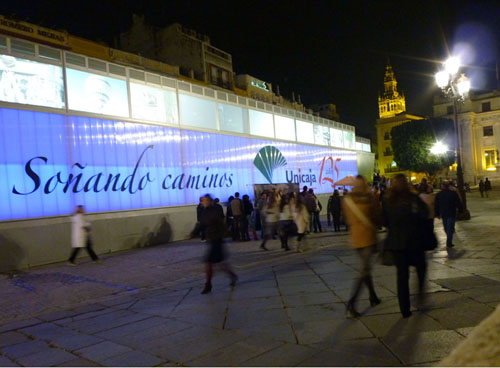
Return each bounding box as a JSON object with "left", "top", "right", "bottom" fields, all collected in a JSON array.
[
  {"left": 343, "top": 176, "right": 381, "bottom": 317},
  {"left": 197, "top": 194, "right": 237, "bottom": 294},
  {"left": 278, "top": 193, "right": 295, "bottom": 251},
  {"left": 382, "top": 174, "right": 429, "bottom": 318},
  {"left": 293, "top": 194, "right": 310, "bottom": 253},
  {"left": 68, "top": 205, "right": 100, "bottom": 265},
  {"left": 260, "top": 192, "right": 279, "bottom": 250}
]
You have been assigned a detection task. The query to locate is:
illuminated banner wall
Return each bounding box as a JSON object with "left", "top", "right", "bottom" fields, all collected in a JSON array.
[{"left": 0, "top": 108, "right": 357, "bottom": 221}]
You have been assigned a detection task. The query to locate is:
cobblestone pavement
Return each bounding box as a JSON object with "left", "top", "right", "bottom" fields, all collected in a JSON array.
[{"left": 0, "top": 192, "right": 499, "bottom": 366}]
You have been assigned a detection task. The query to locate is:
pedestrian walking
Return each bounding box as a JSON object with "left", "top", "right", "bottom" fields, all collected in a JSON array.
[
  {"left": 382, "top": 174, "right": 429, "bottom": 318},
  {"left": 260, "top": 192, "right": 279, "bottom": 251},
  {"left": 68, "top": 205, "right": 100, "bottom": 265},
  {"left": 255, "top": 192, "right": 267, "bottom": 239},
  {"left": 435, "top": 180, "right": 462, "bottom": 248},
  {"left": 278, "top": 193, "right": 295, "bottom": 251},
  {"left": 293, "top": 194, "right": 310, "bottom": 253},
  {"left": 242, "top": 194, "right": 257, "bottom": 241},
  {"left": 226, "top": 195, "right": 234, "bottom": 237},
  {"left": 329, "top": 190, "right": 342, "bottom": 232},
  {"left": 479, "top": 179, "right": 485, "bottom": 198},
  {"left": 304, "top": 189, "right": 317, "bottom": 233},
  {"left": 196, "top": 194, "right": 237, "bottom": 294},
  {"left": 196, "top": 197, "right": 206, "bottom": 241},
  {"left": 231, "top": 193, "right": 244, "bottom": 241},
  {"left": 312, "top": 190, "right": 323, "bottom": 233},
  {"left": 485, "top": 177, "right": 492, "bottom": 197},
  {"left": 419, "top": 183, "right": 435, "bottom": 232},
  {"left": 342, "top": 176, "right": 381, "bottom": 317}
]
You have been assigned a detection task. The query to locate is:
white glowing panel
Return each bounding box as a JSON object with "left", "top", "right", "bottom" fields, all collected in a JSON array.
[
  {"left": 314, "top": 125, "right": 330, "bottom": 146},
  {"left": 130, "top": 82, "right": 178, "bottom": 124},
  {"left": 296, "top": 120, "right": 314, "bottom": 144},
  {"left": 330, "top": 128, "right": 344, "bottom": 148},
  {"left": 249, "top": 109, "right": 274, "bottom": 138},
  {"left": 274, "top": 115, "right": 296, "bottom": 141},
  {"left": 66, "top": 68, "right": 129, "bottom": 117},
  {"left": 343, "top": 131, "right": 356, "bottom": 149},
  {"left": 363, "top": 143, "right": 371, "bottom": 152},
  {"left": 0, "top": 107, "right": 358, "bottom": 221},
  {"left": 0, "top": 54, "right": 64, "bottom": 108},
  {"left": 356, "top": 142, "right": 363, "bottom": 151},
  {"left": 179, "top": 94, "right": 217, "bottom": 130},
  {"left": 218, "top": 103, "right": 247, "bottom": 133}
]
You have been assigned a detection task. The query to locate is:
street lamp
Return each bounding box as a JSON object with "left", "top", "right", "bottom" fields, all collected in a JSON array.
[
  {"left": 435, "top": 56, "right": 471, "bottom": 220},
  {"left": 430, "top": 141, "right": 449, "bottom": 155}
]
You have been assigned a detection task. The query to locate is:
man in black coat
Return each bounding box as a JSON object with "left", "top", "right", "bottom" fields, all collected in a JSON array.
[{"left": 435, "top": 181, "right": 463, "bottom": 248}]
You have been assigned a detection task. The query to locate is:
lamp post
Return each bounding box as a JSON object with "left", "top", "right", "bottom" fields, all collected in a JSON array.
[{"left": 435, "top": 57, "right": 471, "bottom": 220}]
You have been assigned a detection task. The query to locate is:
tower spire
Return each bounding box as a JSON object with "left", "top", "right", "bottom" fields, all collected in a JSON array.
[{"left": 378, "top": 62, "right": 406, "bottom": 118}]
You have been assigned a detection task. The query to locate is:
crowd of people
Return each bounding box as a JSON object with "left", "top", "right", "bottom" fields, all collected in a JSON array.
[{"left": 67, "top": 172, "right": 471, "bottom": 316}]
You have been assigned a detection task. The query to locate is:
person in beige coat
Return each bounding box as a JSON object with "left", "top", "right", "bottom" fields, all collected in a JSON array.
[{"left": 342, "top": 175, "right": 381, "bottom": 317}]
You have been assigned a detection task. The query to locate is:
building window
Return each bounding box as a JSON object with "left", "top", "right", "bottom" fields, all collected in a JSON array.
[
  {"left": 482, "top": 102, "right": 491, "bottom": 112},
  {"left": 483, "top": 126, "right": 494, "bottom": 137},
  {"left": 447, "top": 105, "right": 454, "bottom": 115},
  {"left": 484, "top": 149, "right": 497, "bottom": 169},
  {"left": 384, "top": 131, "right": 391, "bottom": 140}
]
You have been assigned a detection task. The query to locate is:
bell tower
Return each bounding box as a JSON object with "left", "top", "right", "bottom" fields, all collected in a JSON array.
[{"left": 378, "top": 62, "right": 406, "bottom": 118}]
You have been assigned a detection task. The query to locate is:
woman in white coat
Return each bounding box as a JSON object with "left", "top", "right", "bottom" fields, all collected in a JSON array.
[{"left": 68, "top": 205, "right": 99, "bottom": 265}]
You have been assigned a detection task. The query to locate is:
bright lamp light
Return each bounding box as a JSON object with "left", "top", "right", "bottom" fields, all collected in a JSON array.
[
  {"left": 430, "top": 141, "right": 448, "bottom": 155},
  {"left": 444, "top": 57, "right": 460, "bottom": 75},
  {"left": 456, "top": 74, "right": 471, "bottom": 96},
  {"left": 435, "top": 71, "right": 450, "bottom": 88}
]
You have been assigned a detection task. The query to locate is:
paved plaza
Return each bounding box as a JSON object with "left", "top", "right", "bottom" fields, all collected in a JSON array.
[{"left": 0, "top": 192, "right": 500, "bottom": 366}]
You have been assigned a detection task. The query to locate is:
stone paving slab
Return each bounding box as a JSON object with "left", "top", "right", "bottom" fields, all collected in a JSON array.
[
  {"left": 360, "top": 312, "right": 444, "bottom": 337},
  {"left": 424, "top": 303, "right": 495, "bottom": 329},
  {"left": 304, "top": 339, "right": 401, "bottom": 366},
  {"left": 0, "top": 331, "right": 30, "bottom": 348},
  {"left": 188, "top": 338, "right": 284, "bottom": 366},
  {"left": 381, "top": 330, "right": 464, "bottom": 365},
  {"left": 240, "top": 342, "right": 318, "bottom": 366},
  {"left": 16, "top": 347, "right": 77, "bottom": 367},
  {"left": 75, "top": 340, "right": 133, "bottom": 362},
  {"left": 100, "top": 349, "right": 164, "bottom": 367},
  {"left": 294, "top": 318, "right": 373, "bottom": 344},
  {"left": 1, "top": 340, "right": 50, "bottom": 359},
  {"left": 0, "top": 354, "right": 18, "bottom": 367}
]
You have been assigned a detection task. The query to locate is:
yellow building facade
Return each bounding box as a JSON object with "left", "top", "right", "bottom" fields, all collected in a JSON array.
[{"left": 376, "top": 63, "right": 423, "bottom": 178}]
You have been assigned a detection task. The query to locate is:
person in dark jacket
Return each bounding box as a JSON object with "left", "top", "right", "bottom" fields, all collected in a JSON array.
[
  {"left": 435, "top": 180, "right": 462, "bottom": 248},
  {"left": 197, "top": 194, "right": 237, "bottom": 294},
  {"left": 479, "top": 179, "right": 485, "bottom": 198},
  {"left": 196, "top": 197, "right": 206, "bottom": 241},
  {"left": 383, "top": 174, "right": 429, "bottom": 318},
  {"left": 485, "top": 178, "right": 492, "bottom": 198},
  {"left": 329, "top": 190, "right": 342, "bottom": 232}
]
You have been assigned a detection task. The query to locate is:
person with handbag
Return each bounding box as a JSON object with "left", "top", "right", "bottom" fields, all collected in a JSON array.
[
  {"left": 342, "top": 175, "right": 381, "bottom": 318},
  {"left": 382, "top": 174, "right": 429, "bottom": 318}
]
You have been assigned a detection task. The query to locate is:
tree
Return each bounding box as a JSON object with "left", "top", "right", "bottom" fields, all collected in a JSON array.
[{"left": 391, "top": 118, "right": 455, "bottom": 179}]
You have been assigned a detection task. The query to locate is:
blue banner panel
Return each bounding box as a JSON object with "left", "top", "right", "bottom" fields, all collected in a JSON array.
[{"left": 0, "top": 108, "right": 357, "bottom": 220}]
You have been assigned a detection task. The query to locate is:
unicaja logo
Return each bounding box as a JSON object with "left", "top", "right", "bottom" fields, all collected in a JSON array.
[{"left": 253, "top": 146, "right": 287, "bottom": 184}]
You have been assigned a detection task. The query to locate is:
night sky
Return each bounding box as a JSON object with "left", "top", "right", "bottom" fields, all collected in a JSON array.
[{"left": 1, "top": 0, "right": 499, "bottom": 140}]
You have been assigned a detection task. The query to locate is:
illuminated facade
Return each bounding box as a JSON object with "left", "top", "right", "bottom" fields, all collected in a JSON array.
[
  {"left": 433, "top": 90, "right": 500, "bottom": 183},
  {"left": 376, "top": 63, "right": 422, "bottom": 178},
  {"left": 0, "top": 17, "right": 373, "bottom": 268}
]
